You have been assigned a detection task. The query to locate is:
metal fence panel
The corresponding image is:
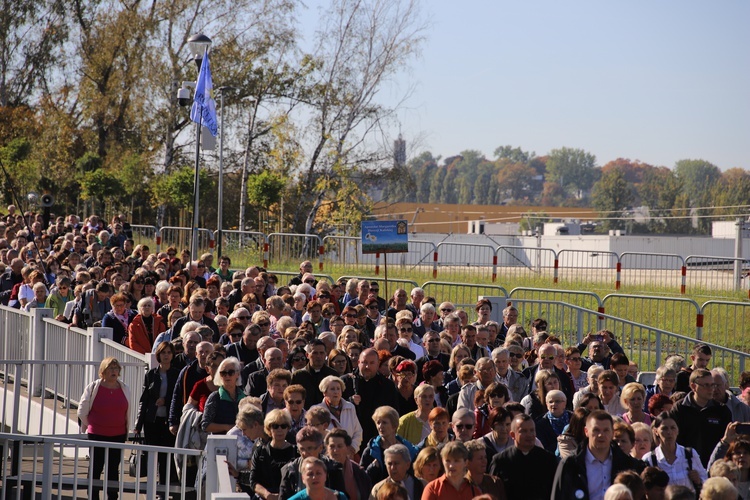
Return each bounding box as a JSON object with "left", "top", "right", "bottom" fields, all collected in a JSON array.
[
  {"left": 619, "top": 252, "right": 686, "bottom": 294},
  {"left": 556, "top": 249, "right": 618, "bottom": 290},
  {"left": 267, "top": 233, "right": 322, "bottom": 268},
  {"left": 700, "top": 300, "right": 750, "bottom": 353},
  {"left": 602, "top": 294, "right": 700, "bottom": 340},
  {"left": 323, "top": 236, "right": 371, "bottom": 267},
  {"left": 421, "top": 281, "right": 508, "bottom": 312},
  {"left": 160, "top": 226, "right": 214, "bottom": 256},
  {"left": 435, "top": 242, "right": 496, "bottom": 282},
  {"left": 509, "top": 287, "right": 603, "bottom": 311},
  {"left": 216, "top": 230, "right": 266, "bottom": 266},
  {"left": 130, "top": 224, "right": 157, "bottom": 248},
  {"left": 495, "top": 246, "right": 557, "bottom": 285},
  {"left": 338, "top": 276, "right": 420, "bottom": 299},
  {"left": 269, "top": 271, "right": 336, "bottom": 287},
  {"left": 508, "top": 298, "right": 597, "bottom": 348},
  {"left": 685, "top": 255, "right": 749, "bottom": 295}
]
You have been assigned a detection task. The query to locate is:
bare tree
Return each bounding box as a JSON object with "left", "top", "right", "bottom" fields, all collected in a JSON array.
[{"left": 291, "top": 0, "right": 427, "bottom": 236}]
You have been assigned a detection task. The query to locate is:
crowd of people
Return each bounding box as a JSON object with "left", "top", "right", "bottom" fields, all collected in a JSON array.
[{"left": 3, "top": 210, "right": 750, "bottom": 500}]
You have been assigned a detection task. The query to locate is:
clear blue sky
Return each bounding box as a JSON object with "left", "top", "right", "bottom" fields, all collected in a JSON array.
[{"left": 300, "top": 1, "right": 750, "bottom": 170}]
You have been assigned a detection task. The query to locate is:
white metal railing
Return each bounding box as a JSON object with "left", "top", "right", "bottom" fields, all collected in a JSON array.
[
  {"left": 0, "top": 360, "right": 147, "bottom": 436},
  {"left": 0, "top": 306, "right": 32, "bottom": 362},
  {"left": 0, "top": 432, "right": 204, "bottom": 499},
  {"left": 43, "top": 317, "right": 90, "bottom": 362},
  {"left": 504, "top": 298, "right": 748, "bottom": 385}
]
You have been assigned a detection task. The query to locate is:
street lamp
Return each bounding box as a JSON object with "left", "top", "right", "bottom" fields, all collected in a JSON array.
[{"left": 186, "top": 33, "right": 211, "bottom": 261}]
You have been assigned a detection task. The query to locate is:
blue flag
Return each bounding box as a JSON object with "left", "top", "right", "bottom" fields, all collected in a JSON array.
[{"left": 190, "top": 49, "right": 218, "bottom": 137}]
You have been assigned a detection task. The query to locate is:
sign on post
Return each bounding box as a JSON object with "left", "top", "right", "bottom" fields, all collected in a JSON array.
[
  {"left": 361, "top": 220, "right": 408, "bottom": 301},
  {"left": 361, "top": 220, "right": 409, "bottom": 254}
]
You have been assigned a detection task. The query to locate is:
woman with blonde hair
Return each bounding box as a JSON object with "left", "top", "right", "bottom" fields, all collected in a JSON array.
[
  {"left": 248, "top": 409, "right": 298, "bottom": 499},
  {"left": 621, "top": 382, "right": 651, "bottom": 425}
]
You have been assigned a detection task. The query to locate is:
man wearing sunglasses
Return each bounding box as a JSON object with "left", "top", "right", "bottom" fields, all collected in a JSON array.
[{"left": 491, "top": 347, "right": 528, "bottom": 402}]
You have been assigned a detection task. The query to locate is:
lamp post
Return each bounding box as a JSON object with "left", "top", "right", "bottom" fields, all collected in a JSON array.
[
  {"left": 187, "top": 33, "right": 212, "bottom": 261},
  {"left": 238, "top": 95, "right": 257, "bottom": 236},
  {"left": 215, "top": 86, "right": 238, "bottom": 259}
]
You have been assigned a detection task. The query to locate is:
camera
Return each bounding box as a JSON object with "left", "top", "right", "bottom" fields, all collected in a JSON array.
[{"left": 177, "top": 87, "right": 191, "bottom": 107}]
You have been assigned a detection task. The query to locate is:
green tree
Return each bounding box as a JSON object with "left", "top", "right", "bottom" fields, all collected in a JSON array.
[
  {"left": 428, "top": 167, "right": 445, "bottom": 203},
  {"left": 496, "top": 160, "right": 537, "bottom": 202},
  {"left": 711, "top": 168, "right": 750, "bottom": 217},
  {"left": 592, "top": 167, "right": 634, "bottom": 231},
  {"left": 674, "top": 159, "right": 721, "bottom": 207},
  {"left": 638, "top": 167, "right": 685, "bottom": 233},
  {"left": 247, "top": 170, "right": 286, "bottom": 210},
  {"left": 493, "top": 145, "right": 532, "bottom": 164},
  {"left": 79, "top": 169, "right": 124, "bottom": 214},
  {"left": 545, "top": 147, "right": 599, "bottom": 199}
]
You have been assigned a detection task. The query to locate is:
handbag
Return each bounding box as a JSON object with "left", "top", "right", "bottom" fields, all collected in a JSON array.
[{"left": 128, "top": 437, "right": 148, "bottom": 478}]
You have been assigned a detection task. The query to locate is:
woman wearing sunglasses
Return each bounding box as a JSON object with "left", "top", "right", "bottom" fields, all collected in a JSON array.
[
  {"left": 201, "top": 357, "right": 245, "bottom": 435},
  {"left": 249, "top": 409, "right": 299, "bottom": 500}
]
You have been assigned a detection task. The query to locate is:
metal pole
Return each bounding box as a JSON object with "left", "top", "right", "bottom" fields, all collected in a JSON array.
[
  {"left": 217, "top": 91, "right": 225, "bottom": 259},
  {"left": 734, "top": 217, "right": 743, "bottom": 291},
  {"left": 192, "top": 117, "right": 201, "bottom": 260}
]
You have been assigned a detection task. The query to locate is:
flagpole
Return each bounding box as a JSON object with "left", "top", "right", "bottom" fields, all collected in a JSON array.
[{"left": 192, "top": 112, "right": 202, "bottom": 261}]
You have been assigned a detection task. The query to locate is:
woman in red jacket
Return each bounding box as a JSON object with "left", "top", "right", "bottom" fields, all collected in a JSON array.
[{"left": 128, "top": 298, "right": 166, "bottom": 354}]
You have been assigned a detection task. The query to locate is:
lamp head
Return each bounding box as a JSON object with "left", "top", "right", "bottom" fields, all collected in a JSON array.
[{"left": 187, "top": 33, "right": 212, "bottom": 59}]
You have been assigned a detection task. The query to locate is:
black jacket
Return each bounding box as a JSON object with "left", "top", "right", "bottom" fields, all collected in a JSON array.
[
  {"left": 136, "top": 366, "right": 179, "bottom": 432},
  {"left": 522, "top": 364, "right": 575, "bottom": 409},
  {"left": 342, "top": 372, "right": 400, "bottom": 451},
  {"left": 551, "top": 443, "right": 645, "bottom": 500},
  {"left": 490, "top": 445, "right": 558, "bottom": 500},
  {"left": 0, "top": 270, "right": 22, "bottom": 305},
  {"left": 168, "top": 361, "right": 208, "bottom": 428},
  {"left": 292, "top": 363, "right": 339, "bottom": 408},
  {"left": 670, "top": 391, "right": 732, "bottom": 467}
]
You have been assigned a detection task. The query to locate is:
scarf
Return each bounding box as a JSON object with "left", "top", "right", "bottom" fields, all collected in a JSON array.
[{"left": 545, "top": 410, "right": 570, "bottom": 435}]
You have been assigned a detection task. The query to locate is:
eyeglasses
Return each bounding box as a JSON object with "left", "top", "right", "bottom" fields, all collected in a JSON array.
[
  {"left": 230, "top": 333, "right": 242, "bottom": 338},
  {"left": 286, "top": 399, "right": 303, "bottom": 405},
  {"left": 322, "top": 311, "right": 332, "bottom": 317},
  {"left": 427, "top": 338, "right": 441, "bottom": 343},
  {"left": 695, "top": 382, "right": 718, "bottom": 389},
  {"left": 134, "top": 280, "right": 144, "bottom": 284},
  {"left": 399, "top": 327, "right": 412, "bottom": 333},
  {"left": 371, "top": 289, "right": 379, "bottom": 294},
  {"left": 292, "top": 357, "right": 306, "bottom": 363},
  {"left": 367, "top": 305, "right": 378, "bottom": 310},
  {"left": 270, "top": 423, "right": 289, "bottom": 430},
  {"left": 198, "top": 265, "right": 205, "bottom": 269},
  {"left": 345, "top": 314, "right": 357, "bottom": 318},
  {"left": 454, "top": 424, "right": 473, "bottom": 430},
  {"left": 540, "top": 355, "right": 555, "bottom": 360},
  {"left": 220, "top": 370, "right": 237, "bottom": 377},
  {"left": 509, "top": 352, "right": 522, "bottom": 358},
  {"left": 257, "top": 322, "right": 270, "bottom": 327},
  {"left": 304, "top": 280, "right": 315, "bottom": 284},
  {"left": 440, "top": 308, "right": 453, "bottom": 313},
  {"left": 567, "top": 357, "right": 582, "bottom": 362}
]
